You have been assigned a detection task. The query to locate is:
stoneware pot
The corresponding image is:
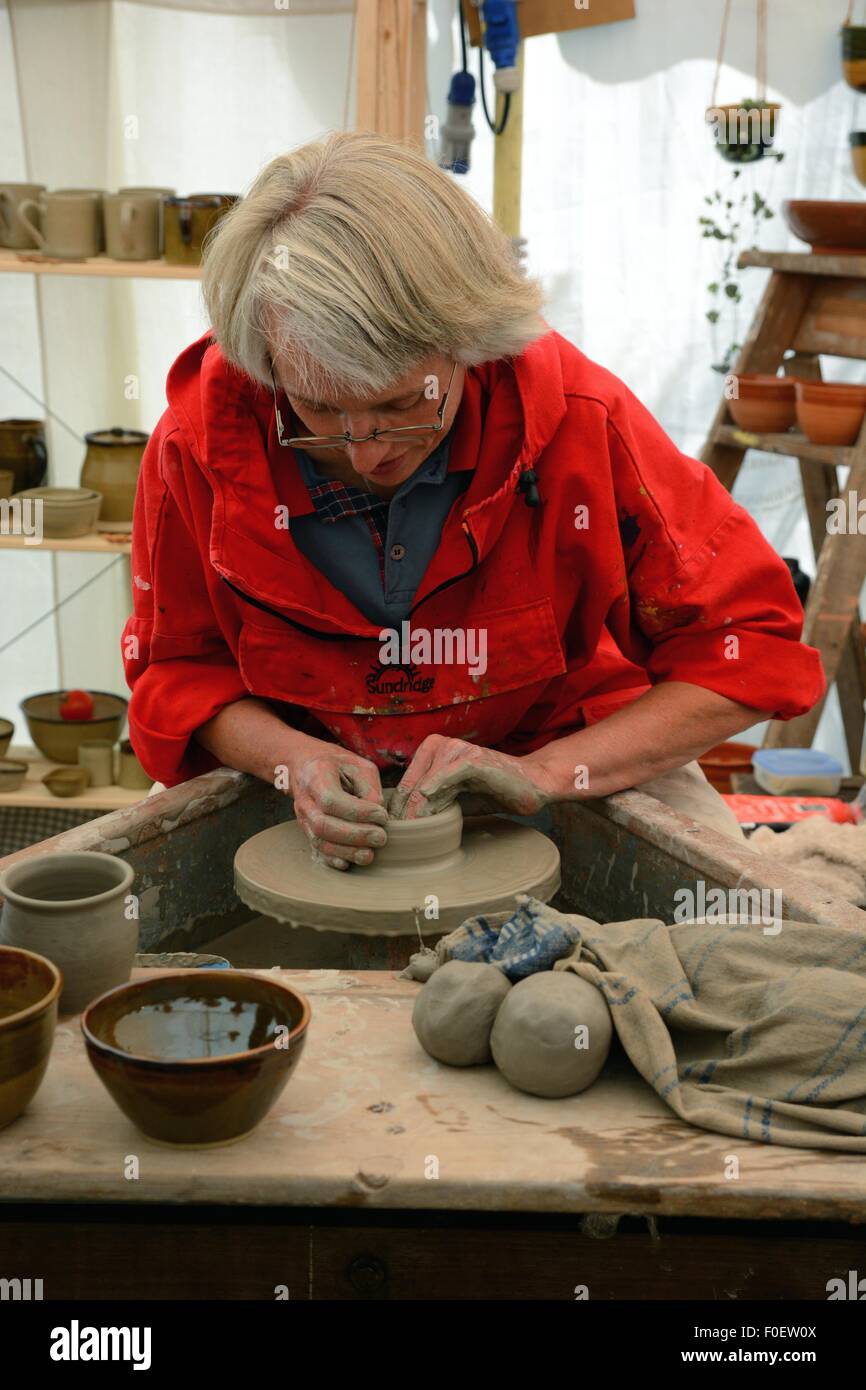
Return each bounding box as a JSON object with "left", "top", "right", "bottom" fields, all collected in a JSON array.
[
  {"left": 42, "top": 767, "right": 90, "bottom": 799},
  {"left": 77, "top": 738, "right": 114, "bottom": 788},
  {"left": 698, "top": 741, "right": 758, "bottom": 794},
  {"left": 0, "top": 945, "right": 62, "bottom": 1130},
  {"left": 81, "top": 970, "right": 311, "bottom": 1146},
  {"left": 21, "top": 691, "right": 127, "bottom": 764},
  {"left": 118, "top": 739, "right": 153, "bottom": 791},
  {"left": 842, "top": 25, "right": 866, "bottom": 92},
  {"left": 0, "top": 419, "right": 47, "bottom": 493},
  {"left": 795, "top": 380, "right": 866, "bottom": 446},
  {"left": 16, "top": 486, "right": 102, "bottom": 539},
  {"left": 0, "top": 852, "right": 137, "bottom": 1015},
  {"left": 163, "top": 194, "right": 237, "bottom": 266},
  {"left": 727, "top": 374, "right": 797, "bottom": 433},
  {"left": 0, "top": 718, "right": 13, "bottom": 757},
  {"left": 0, "top": 182, "right": 45, "bottom": 250},
  {"left": 80, "top": 428, "right": 149, "bottom": 525},
  {"left": 783, "top": 199, "right": 866, "bottom": 254},
  {"left": 0, "top": 760, "right": 28, "bottom": 794}
]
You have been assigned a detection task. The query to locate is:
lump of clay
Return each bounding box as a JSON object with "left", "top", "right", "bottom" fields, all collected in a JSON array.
[
  {"left": 413, "top": 960, "right": 512, "bottom": 1066},
  {"left": 490, "top": 971, "right": 612, "bottom": 1098}
]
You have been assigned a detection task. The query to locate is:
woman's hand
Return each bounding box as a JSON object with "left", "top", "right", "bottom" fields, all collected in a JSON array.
[
  {"left": 389, "top": 735, "right": 559, "bottom": 820},
  {"left": 289, "top": 746, "right": 389, "bottom": 870}
]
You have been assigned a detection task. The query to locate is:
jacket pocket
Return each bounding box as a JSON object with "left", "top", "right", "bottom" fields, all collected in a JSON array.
[{"left": 238, "top": 597, "right": 566, "bottom": 716}]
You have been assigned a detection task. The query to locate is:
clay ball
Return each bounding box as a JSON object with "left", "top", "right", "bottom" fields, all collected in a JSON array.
[
  {"left": 412, "top": 960, "right": 512, "bottom": 1066},
  {"left": 490, "top": 971, "right": 613, "bottom": 1098}
]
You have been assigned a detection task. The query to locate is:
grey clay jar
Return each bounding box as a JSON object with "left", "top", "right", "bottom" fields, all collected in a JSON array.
[{"left": 0, "top": 852, "right": 137, "bottom": 1014}]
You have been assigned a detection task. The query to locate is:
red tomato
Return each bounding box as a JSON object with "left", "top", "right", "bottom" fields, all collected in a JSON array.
[{"left": 60, "top": 689, "right": 94, "bottom": 722}]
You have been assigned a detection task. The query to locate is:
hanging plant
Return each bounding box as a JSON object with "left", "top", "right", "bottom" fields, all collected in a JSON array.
[
  {"left": 699, "top": 163, "right": 784, "bottom": 376},
  {"left": 705, "top": 1, "right": 781, "bottom": 164}
]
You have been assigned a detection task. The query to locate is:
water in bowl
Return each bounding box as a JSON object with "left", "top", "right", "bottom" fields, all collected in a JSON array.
[{"left": 110, "top": 994, "right": 284, "bottom": 1060}]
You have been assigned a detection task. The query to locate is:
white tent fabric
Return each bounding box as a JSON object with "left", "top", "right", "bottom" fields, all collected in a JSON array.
[{"left": 0, "top": 0, "right": 861, "bottom": 768}]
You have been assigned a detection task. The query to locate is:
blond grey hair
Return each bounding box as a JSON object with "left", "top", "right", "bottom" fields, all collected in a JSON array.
[{"left": 201, "top": 130, "right": 547, "bottom": 398}]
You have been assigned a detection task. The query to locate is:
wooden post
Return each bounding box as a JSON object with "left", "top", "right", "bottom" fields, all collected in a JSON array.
[
  {"left": 356, "top": 0, "right": 428, "bottom": 146},
  {"left": 493, "top": 41, "right": 524, "bottom": 240}
]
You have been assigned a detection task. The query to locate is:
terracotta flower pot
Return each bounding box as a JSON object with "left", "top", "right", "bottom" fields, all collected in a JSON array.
[
  {"left": 795, "top": 380, "right": 866, "bottom": 446},
  {"left": 727, "top": 374, "right": 797, "bottom": 433},
  {"left": 783, "top": 199, "right": 866, "bottom": 255}
]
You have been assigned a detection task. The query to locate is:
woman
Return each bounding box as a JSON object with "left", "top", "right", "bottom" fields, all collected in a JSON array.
[{"left": 123, "top": 131, "right": 823, "bottom": 868}]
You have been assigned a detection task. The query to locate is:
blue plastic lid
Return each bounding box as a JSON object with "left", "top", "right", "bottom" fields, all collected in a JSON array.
[{"left": 752, "top": 749, "right": 842, "bottom": 775}]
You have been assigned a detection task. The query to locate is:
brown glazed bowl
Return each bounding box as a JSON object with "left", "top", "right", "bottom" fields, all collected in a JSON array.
[
  {"left": 0, "top": 945, "right": 62, "bottom": 1130},
  {"left": 21, "top": 690, "right": 127, "bottom": 763},
  {"left": 795, "top": 381, "right": 866, "bottom": 446},
  {"left": 81, "top": 970, "right": 311, "bottom": 1146},
  {"left": 727, "top": 374, "right": 797, "bottom": 433},
  {"left": 0, "top": 718, "right": 13, "bottom": 757},
  {"left": 783, "top": 199, "right": 866, "bottom": 254}
]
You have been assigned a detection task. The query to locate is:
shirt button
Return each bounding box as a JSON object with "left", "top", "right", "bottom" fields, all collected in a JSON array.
[{"left": 390, "top": 542, "right": 406, "bottom": 561}]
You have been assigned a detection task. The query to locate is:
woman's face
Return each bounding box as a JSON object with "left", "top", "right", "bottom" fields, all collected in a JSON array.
[{"left": 272, "top": 352, "right": 465, "bottom": 498}]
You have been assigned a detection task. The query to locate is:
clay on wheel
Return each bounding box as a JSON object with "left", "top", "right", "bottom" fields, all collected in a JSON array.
[
  {"left": 412, "top": 960, "right": 512, "bottom": 1066},
  {"left": 490, "top": 971, "right": 612, "bottom": 1098}
]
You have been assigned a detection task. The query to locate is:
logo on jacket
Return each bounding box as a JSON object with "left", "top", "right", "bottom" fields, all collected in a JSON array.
[{"left": 365, "top": 660, "right": 435, "bottom": 696}]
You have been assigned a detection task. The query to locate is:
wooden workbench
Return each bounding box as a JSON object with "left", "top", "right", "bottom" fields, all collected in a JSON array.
[{"left": 1, "top": 968, "right": 865, "bottom": 1300}]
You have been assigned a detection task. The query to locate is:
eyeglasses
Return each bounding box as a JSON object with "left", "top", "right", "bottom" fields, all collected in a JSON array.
[{"left": 272, "top": 360, "right": 458, "bottom": 449}]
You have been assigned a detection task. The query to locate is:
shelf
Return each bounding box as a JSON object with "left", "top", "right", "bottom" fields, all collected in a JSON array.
[
  {"left": 713, "top": 424, "right": 853, "bottom": 468},
  {"left": 0, "top": 247, "right": 202, "bottom": 280},
  {"left": 0, "top": 530, "right": 131, "bottom": 555},
  {"left": 739, "top": 249, "right": 866, "bottom": 279},
  {"left": 0, "top": 748, "right": 148, "bottom": 811}
]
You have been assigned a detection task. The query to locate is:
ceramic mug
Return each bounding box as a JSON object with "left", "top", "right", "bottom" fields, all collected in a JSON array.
[
  {"left": 118, "top": 740, "right": 153, "bottom": 791},
  {"left": 18, "top": 191, "right": 103, "bottom": 259},
  {"left": 0, "top": 419, "right": 48, "bottom": 493},
  {"left": 119, "top": 186, "right": 175, "bottom": 252},
  {"left": 77, "top": 738, "right": 115, "bottom": 787},
  {"left": 0, "top": 852, "right": 137, "bottom": 1015},
  {"left": 104, "top": 193, "right": 160, "bottom": 261},
  {"left": 0, "top": 182, "right": 45, "bottom": 249}
]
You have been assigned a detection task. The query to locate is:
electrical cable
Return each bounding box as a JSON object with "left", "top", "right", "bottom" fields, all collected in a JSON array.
[{"left": 478, "top": 40, "right": 511, "bottom": 136}]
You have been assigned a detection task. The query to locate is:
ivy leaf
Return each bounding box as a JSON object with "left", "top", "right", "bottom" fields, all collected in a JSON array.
[
  {"left": 707, "top": 310, "right": 720, "bottom": 323},
  {"left": 707, "top": 281, "right": 719, "bottom": 293}
]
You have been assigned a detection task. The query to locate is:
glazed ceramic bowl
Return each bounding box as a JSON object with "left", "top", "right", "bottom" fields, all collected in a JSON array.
[
  {"left": 727, "top": 374, "right": 797, "bottom": 433},
  {"left": 21, "top": 690, "right": 127, "bottom": 763},
  {"left": 15, "top": 486, "right": 102, "bottom": 538},
  {"left": 795, "top": 381, "right": 866, "bottom": 446},
  {"left": 0, "top": 851, "right": 137, "bottom": 1014},
  {"left": 42, "top": 767, "right": 90, "bottom": 799},
  {"left": 0, "top": 717, "right": 13, "bottom": 757},
  {"left": 783, "top": 199, "right": 866, "bottom": 254},
  {"left": 0, "top": 945, "right": 62, "bottom": 1129},
  {"left": 81, "top": 971, "right": 311, "bottom": 1146},
  {"left": 0, "top": 759, "right": 28, "bottom": 793}
]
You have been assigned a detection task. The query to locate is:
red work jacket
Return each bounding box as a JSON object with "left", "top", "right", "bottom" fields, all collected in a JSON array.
[{"left": 122, "top": 329, "right": 824, "bottom": 786}]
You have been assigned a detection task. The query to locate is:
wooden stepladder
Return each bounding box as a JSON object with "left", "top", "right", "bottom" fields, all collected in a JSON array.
[{"left": 701, "top": 250, "right": 866, "bottom": 771}]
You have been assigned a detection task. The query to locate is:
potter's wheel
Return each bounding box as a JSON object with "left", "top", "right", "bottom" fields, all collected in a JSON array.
[{"left": 233, "top": 800, "right": 561, "bottom": 936}]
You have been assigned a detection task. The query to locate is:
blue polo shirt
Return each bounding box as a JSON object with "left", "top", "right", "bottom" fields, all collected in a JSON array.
[{"left": 290, "top": 436, "right": 470, "bottom": 627}]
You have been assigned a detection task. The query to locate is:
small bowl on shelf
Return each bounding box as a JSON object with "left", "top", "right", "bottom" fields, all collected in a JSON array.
[
  {"left": 0, "top": 945, "right": 62, "bottom": 1130},
  {"left": 0, "top": 718, "right": 14, "bottom": 758},
  {"left": 42, "top": 767, "right": 90, "bottom": 799},
  {"left": 81, "top": 970, "right": 311, "bottom": 1146},
  {"left": 21, "top": 691, "right": 127, "bottom": 764},
  {"left": 14, "top": 487, "right": 102, "bottom": 539},
  {"left": 782, "top": 199, "right": 866, "bottom": 254},
  {"left": 727, "top": 374, "right": 797, "bottom": 433},
  {"left": 794, "top": 381, "right": 866, "bottom": 446},
  {"left": 0, "top": 759, "right": 28, "bottom": 794}
]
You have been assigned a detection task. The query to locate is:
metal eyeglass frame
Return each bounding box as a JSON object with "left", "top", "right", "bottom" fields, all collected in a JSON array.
[{"left": 271, "top": 360, "right": 458, "bottom": 449}]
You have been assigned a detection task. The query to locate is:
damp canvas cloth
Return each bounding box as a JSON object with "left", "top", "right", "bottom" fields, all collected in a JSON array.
[
  {"left": 403, "top": 896, "right": 866, "bottom": 1152},
  {"left": 749, "top": 816, "right": 866, "bottom": 907}
]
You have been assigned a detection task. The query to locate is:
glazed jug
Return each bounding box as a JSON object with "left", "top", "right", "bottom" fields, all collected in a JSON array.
[
  {"left": 80, "top": 428, "right": 149, "bottom": 524},
  {"left": 0, "top": 182, "right": 45, "bottom": 249},
  {"left": 164, "top": 193, "right": 237, "bottom": 266},
  {"left": 0, "top": 852, "right": 137, "bottom": 1015},
  {"left": 0, "top": 419, "right": 47, "bottom": 493}
]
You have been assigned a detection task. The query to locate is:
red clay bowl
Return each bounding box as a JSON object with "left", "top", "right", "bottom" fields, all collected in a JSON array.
[
  {"left": 81, "top": 970, "right": 311, "bottom": 1146},
  {"left": 0, "top": 945, "right": 62, "bottom": 1130},
  {"left": 727, "top": 374, "right": 797, "bottom": 433},
  {"left": 698, "top": 742, "right": 758, "bottom": 794},
  {"left": 794, "top": 381, "right": 866, "bottom": 446},
  {"left": 783, "top": 199, "right": 866, "bottom": 254}
]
